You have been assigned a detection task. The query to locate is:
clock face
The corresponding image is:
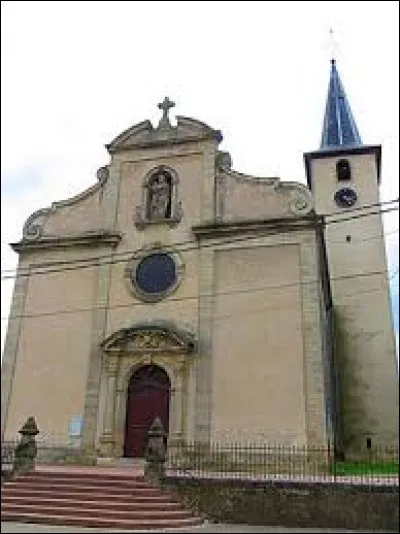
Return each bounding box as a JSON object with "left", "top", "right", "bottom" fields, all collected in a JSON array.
[{"left": 334, "top": 187, "right": 358, "bottom": 208}]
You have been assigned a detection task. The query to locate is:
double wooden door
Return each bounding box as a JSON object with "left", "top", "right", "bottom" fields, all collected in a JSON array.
[{"left": 124, "top": 364, "right": 170, "bottom": 458}]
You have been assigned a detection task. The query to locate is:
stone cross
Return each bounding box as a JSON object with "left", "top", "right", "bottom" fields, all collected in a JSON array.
[{"left": 157, "top": 97, "right": 175, "bottom": 129}]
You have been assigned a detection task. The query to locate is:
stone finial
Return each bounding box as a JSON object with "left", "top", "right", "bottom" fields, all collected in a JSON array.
[
  {"left": 96, "top": 166, "right": 109, "bottom": 185},
  {"left": 216, "top": 151, "right": 232, "bottom": 171},
  {"left": 148, "top": 416, "right": 165, "bottom": 438},
  {"left": 144, "top": 417, "right": 167, "bottom": 483},
  {"left": 14, "top": 417, "right": 40, "bottom": 474},
  {"left": 18, "top": 416, "right": 39, "bottom": 436},
  {"left": 157, "top": 97, "right": 175, "bottom": 129}
]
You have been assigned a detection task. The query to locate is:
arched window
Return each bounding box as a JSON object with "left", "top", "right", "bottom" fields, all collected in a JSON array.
[{"left": 336, "top": 159, "right": 351, "bottom": 181}]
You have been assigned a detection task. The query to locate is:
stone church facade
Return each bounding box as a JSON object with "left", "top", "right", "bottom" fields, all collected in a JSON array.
[{"left": 1, "top": 63, "right": 398, "bottom": 458}]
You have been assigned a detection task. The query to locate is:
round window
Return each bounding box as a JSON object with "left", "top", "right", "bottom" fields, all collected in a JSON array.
[
  {"left": 135, "top": 253, "right": 177, "bottom": 295},
  {"left": 127, "top": 249, "right": 184, "bottom": 302}
]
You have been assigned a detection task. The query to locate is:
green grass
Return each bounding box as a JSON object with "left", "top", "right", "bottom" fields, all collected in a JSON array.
[{"left": 331, "top": 461, "right": 399, "bottom": 475}]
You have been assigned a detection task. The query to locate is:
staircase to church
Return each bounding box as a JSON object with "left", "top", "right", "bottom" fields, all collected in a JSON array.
[{"left": 1, "top": 468, "right": 203, "bottom": 530}]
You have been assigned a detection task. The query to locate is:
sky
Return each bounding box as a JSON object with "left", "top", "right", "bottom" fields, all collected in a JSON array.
[{"left": 1, "top": 1, "right": 399, "bottom": 356}]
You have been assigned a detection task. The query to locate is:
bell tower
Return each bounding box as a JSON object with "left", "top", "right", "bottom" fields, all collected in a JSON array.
[{"left": 304, "top": 60, "right": 398, "bottom": 450}]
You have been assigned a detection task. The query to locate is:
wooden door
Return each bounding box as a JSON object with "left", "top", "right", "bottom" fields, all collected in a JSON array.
[{"left": 124, "top": 365, "right": 170, "bottom": 458}]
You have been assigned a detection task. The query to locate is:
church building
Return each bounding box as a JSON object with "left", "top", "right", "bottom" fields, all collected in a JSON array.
[{"left": 1, "top": 60, "right": 398, "bottom": 459}]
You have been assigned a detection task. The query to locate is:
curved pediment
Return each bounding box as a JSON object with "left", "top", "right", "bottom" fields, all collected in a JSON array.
[
  {"left": 106, "top": 116, "right": 222, "bottom": 153},
  {"left": 215, "top": 165, "right": 315, "bottom": 222},
  {"left": 101, "top": 321, "right": 197, "bottom": 354},
  {"left": 13, "top": 166, "right": 111, "bottom": 248}
]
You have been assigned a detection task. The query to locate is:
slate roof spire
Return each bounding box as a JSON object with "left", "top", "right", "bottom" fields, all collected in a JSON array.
[{"left": 320, "top": 59, "right": 362, "bottom": 149}]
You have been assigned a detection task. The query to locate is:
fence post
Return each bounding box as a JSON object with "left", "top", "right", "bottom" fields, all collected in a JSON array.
[
  {"left": 13, "top": 416, "right": 40, "bottom": 474},
  {"left": 144, "top": 417, "right": 166, "bottom": 484},
  {"left": 328, "top": 440, "right": 336, "bottom": 482}
]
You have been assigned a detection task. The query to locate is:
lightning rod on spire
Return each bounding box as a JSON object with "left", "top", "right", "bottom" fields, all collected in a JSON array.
[{"left": 328, "top": 28, "right": 339, "bottom": 64}]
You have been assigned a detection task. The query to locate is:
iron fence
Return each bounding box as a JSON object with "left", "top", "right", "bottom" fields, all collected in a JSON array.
[
  {"left": 1, "top": 440, "right": 17, "bottom": 474},
  {"left": 165, "top": 442, "right": 399, "bottom": 486},
  {"left": 2, "top": 437, "right": 399, "bottom": 487}
]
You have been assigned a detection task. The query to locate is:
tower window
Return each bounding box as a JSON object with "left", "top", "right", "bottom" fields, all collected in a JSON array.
[
  {"left": 336, "top": 159, "right": 352, "bottom": 181},
  {"left": 345, "top": 235, "right": 351, "bottom": 242}
]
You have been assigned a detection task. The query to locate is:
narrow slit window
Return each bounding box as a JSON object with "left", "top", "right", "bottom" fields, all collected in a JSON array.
[{"left": 336, "top": 159, "right": 352, "bottom": 181}]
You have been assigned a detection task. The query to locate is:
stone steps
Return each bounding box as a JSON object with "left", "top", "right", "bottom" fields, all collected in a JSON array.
[
  {"left": 5, "top": 470, "right": 152, "bottom": 484},
  {"left": 2, "top": 491, "right": 170, "bottom": 503},
  {"left": 2, "top": 496, "right": 183, "bottom": 510},
  {"left": 12, "top": 472, "right": 155, "bottom": 487},
  {"left": 2, "top": 503, "right": 194, "bottom": 520},
  {"left": 3, "top": 481, "right": 163, "bottom": 495},
  {"left": 1, "top": 469, "right": 202, "bottom": 530}
]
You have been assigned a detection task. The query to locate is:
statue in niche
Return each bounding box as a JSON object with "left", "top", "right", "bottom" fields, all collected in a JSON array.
[{"left": 148, "top": 171, "right": 172, "bottom": 219}]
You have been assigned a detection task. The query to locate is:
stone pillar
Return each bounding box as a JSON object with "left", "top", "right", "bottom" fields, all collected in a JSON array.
[
  {"left": 99, "top": 357, "right": 118, "bottom": 457},
  {"left": 81, "top": 258, "right": 113, "bottom": 455},
  {"left": 1, "top": 262, "right": 29, "bottom": 440},
  {"left": 169, "top": 365, "right": 184, "bottom": 445},
  {"left": 202, "top": 144, "right": 217, "bottom": 220},
  {"left": 114, "top": 386, "right": 126, "bottom": 457},
  {"left": 195, "top": 248, "right": 214, "bottom": 442},
  {"left": 81, "top": 164, "right": 122, "bottom": 454},
  {"left": 300, "top": 239, "right": 329, "bottom": 446}
]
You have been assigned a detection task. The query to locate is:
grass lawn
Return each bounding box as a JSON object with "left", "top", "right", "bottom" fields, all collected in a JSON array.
[{"left": 331, "top": 461, "right": 399, "bottom": 475}]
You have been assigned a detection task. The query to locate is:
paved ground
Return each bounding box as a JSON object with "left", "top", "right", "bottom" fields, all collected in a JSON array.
[{"left": 0, "top": 523, "right": 389, "bottom": 533}]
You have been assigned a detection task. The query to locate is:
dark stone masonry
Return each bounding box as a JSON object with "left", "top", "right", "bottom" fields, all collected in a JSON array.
[{"left": 163, "top": 477, "right": 399, "bottom": 532}]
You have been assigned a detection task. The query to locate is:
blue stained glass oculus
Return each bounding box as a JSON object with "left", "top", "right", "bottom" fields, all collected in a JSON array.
[{"left": 135, "top": 253, "right": 176, "bottom": 294}]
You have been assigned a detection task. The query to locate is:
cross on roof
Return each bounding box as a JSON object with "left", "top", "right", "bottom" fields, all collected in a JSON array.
[{"left": 157, "top": 97, "right": 175, "bottom": 128}]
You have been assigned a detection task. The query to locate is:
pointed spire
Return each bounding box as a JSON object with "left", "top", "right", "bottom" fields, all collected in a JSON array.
[{"left": 320, "top": 59, "right": 362, "bottom": 149}]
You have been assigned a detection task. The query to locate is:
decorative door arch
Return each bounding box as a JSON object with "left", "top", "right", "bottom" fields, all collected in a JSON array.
[{"left": 124, "top": 364, "right": 171, "bottom": 458}]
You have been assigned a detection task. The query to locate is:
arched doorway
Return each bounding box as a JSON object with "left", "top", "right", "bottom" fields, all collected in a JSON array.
[{"left": 124, "top": 364, "right": 171, "bottom": 458}]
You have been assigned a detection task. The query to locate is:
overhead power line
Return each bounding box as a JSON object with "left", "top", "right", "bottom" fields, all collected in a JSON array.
[
  {"left": 1, "top": 196, "right": 398, "bottom": 275},
  {"left": 1, "top": 266, "right": 396, "bottom": 323},
  {"left": 1, "top": 204, "right": 399, "bottom": 282}
]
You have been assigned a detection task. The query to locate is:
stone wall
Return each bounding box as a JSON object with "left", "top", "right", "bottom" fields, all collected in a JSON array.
[{"left": 163, "top": 477, "right": 399, "bottom": 531}]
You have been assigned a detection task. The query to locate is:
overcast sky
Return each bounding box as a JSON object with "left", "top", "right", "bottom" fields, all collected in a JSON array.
[{"left": 1, "top": 1, "right": 399, "bottom": 356}]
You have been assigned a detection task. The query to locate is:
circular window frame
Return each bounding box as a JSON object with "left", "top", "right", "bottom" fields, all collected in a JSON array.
[{"left": 125, "top": 246, "right": 185, "bottom": 303}]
